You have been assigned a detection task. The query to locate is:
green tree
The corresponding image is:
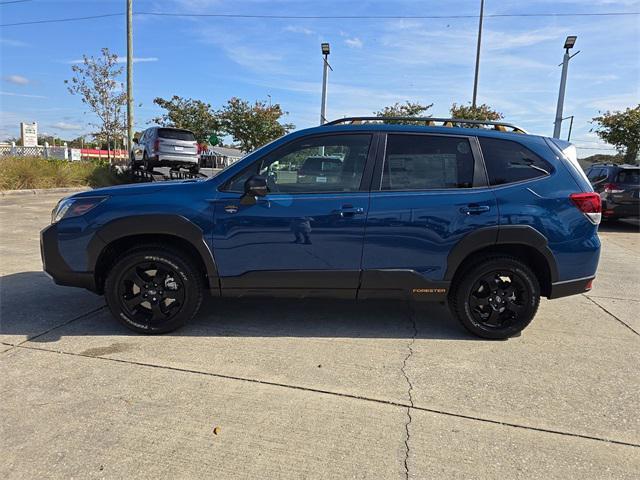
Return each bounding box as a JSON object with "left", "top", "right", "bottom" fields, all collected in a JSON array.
[
  {"left": 152, "top": 96, "right": 220, "bottom": 145},
  {"left": 217, "top": 97, "right": 294, "bottom": 152},
  {"left": 374, "top": 101, "right": 433, "bottom": 123},
  {"left": 65, "top": 48, "right": 126, "bottom": 162},
  {"left": 450, "top": 102, "right": 503, "bottom": 121},
  {"left": 591, "top": 105, "right": 640, "bottom": 163}
]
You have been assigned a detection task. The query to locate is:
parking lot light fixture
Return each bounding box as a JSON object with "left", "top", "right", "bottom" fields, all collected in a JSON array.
[
  {"left": 320, "top": 42, "right": 332, "bottom": 124},
  {"left": 564, "top": 35, "right": 577, "bottom": 51},
  {"left": 553, "top": 36, "right": 580, "bottom": 138}
]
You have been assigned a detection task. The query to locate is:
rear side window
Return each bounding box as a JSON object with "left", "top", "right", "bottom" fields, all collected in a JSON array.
[
  {"left": 616, "top": 169, "right": 640, "bottom": 184},
  {"left": 157, "top": 128, "right": 196, "bottom": 141},
  {"left": 479, "top": 137, "right": 552, "bottom": 186},
  {"left": 382, "top": 134, "right": 475, "bottom": 190}
]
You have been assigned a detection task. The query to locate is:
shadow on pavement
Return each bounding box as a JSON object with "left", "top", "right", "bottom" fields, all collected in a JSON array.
[{"left": 1, "top": 271, "right": 478, "bottom": 342}]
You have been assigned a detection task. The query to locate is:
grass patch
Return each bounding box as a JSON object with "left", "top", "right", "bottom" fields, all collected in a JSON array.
[{"left": 0, "top": 157, "right": 129, "bottom": 190}]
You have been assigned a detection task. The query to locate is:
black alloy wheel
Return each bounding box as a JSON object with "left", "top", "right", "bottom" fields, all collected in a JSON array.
[
  {"left": 449, "top": 256, "right": 540, "bottom": 339},
  {"left": 118, "top": 261, "right": 185, "bottom": 325},
  {"left": 105, "top": 246, "right": 203, "bottom": 334}
]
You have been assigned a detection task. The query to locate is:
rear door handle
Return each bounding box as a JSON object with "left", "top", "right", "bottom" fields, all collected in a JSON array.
[{"left": 460, "top": 204, "right": 491, "bottom": 215}]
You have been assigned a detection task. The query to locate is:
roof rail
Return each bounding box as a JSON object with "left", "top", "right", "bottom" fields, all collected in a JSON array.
[{"left": 323, "top": 116, "right": 528, "bottom": 134}]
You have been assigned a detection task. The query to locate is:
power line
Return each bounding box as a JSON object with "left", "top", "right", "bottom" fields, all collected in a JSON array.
[
  {"left": 1, "top": 10, "right": 639, "bottom": 27},
  {"left": 137, "top": 11, "right": 640, "bottom": 19},
  {"left": 1, "top": 13, "right": 123, "bottom": 27},
  {"left": 0, "top": 0, "right": 32, "bottom": 5}
]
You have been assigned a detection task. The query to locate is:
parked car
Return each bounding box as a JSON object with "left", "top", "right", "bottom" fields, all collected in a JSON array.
[
  {"left": 585, "top": 163, "right": 640, "bottom": 221},
  {"left": 42, "top": 117, "right": 602, "bottom": 339},
  {"left": 131, "top": 126, "right": 199, "bottom": 173},
  {"left": 297, "top": 156, "right": 343, "bottom": 184}
]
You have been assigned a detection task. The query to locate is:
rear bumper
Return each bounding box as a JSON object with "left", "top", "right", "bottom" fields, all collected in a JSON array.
[
  {"left": 155, "top": 153, "right": 198, "bottom": 164},
  {"left": 602, "top": 201, "right": 640, "bottom": 218},
  {"left": 548, "top": 276, "right": 594, "bottom": 299},
  {"left": 40, "top": 224, "right": 98, "bottom": 292}
]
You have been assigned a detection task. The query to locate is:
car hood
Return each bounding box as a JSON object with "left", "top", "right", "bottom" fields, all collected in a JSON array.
[{"left": 71, "top": 179, "right": 206, "bottom": 198}]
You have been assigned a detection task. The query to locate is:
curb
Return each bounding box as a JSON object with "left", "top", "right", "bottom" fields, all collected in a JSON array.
[{"left": 0, "top": 186, "right": 91, "bottom": 197}]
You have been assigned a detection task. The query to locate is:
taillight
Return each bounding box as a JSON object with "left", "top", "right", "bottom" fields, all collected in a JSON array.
[
  {"left": 570, "top": 192, "right": 601, "bottom": 225},
  {"left": 154, "top": 139, "right": 160, "bottom": 152},
  {"left": 604, "top": 183, "right": 623, "bottom": 193}
]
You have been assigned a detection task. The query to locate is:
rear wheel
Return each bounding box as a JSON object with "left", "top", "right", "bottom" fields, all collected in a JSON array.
[
  {"left": 143, "top": 152, "right": 153, "bottom": 172},
  {"left": 449, "top": 256, "right": 540, "bottom": 339},
  {"left": 104, "top": 246, "right": 204, "bottom": 334}
]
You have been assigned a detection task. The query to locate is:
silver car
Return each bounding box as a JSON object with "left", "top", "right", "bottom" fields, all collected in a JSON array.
[{"left": 131, "top": 127, "right": 199, "bottom": 172}]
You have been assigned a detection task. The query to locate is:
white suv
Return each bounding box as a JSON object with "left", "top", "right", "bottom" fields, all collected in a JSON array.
[{"left": 131, "top": 127, "right": 199, "bottom": 173}]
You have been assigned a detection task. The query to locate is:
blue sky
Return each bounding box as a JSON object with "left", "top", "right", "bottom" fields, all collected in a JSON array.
[{"left": 1, "top": 0, "right": 638, "bottom": 157}]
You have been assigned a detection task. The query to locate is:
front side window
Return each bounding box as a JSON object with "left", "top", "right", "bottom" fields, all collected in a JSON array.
[
  {"left": 381, "top": 134, "right": 475, "bottom": 190},
  {"left": 223, "top": 134, "right": 372, "bottom": 193},
  {"left": 479, "top": 137, "right": 552, "bottom": 186}
]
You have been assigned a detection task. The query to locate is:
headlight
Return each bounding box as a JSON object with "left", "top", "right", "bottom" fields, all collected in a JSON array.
[{"left": 51, "top": 196, "right": 108, "bottom": 224}]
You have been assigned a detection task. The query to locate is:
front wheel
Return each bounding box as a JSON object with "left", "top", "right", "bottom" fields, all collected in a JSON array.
[
  {"left": 104, "top": 246, "right": 204, "bottom": 334},
  {"left": 449, "top": 256, "right": 540, "bottom": 339}
]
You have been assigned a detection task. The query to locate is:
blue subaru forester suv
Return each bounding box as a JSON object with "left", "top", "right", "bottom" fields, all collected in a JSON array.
[{"left": 41, "top": 117, "right": 602, "bottom": 339}]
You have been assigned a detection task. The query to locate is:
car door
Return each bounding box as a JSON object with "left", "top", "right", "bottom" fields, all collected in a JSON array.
[
  {"left": 361, "top": 133, "right": 498, "bottom": 296},
  {"left": 212, "top": 133, "right": 377, "bottom": 296},
  {"left": 133, "top": 130, "right": 146, "bottom": 161}
]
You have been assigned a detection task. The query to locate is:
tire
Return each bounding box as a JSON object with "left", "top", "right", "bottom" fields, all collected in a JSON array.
[
  {"left": 129, "top": 153, "right": 139, "bottom": 171},
  {"left": 143, "top": 152, "right": 153, "bottom": 172},
  {"left": 448, "top": 255, "right": 540, "bottom": 339},
  {"left": 104, "top": 245, "right": 204, "bottom": 334}
]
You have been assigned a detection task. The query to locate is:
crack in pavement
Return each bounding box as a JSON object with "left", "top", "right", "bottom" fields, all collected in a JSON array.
[
  {"left": 583, "top": 295, "right": 639, "bottom": 337},
  {"left": 400, "top": 303, "right": 418, "bottom": 480},
  {"left": 8, "top": 341, "right": 640, "bottom": 449}
]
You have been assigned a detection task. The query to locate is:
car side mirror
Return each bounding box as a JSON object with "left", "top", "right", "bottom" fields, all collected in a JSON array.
[{"left": 240, "top": 175, "right": 268, "bottom": 205}]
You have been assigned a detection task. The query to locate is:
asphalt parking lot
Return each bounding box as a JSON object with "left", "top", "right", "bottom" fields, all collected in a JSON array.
[{"left": 1, "top": 192, "right": 639, "bottom": 479}]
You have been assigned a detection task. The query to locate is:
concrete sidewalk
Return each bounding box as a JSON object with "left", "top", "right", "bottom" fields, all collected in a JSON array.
[{"left": 1, "top": 193, "right": 638, "bottom": 479}]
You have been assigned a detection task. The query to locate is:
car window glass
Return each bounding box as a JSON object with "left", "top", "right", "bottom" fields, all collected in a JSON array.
[
  {"left": 616, "top": 169, "right": 640, "bottom": 184},
  {"left": 381, "top": 134, "right": 475, "bottom": 190},
  {"left": 223, "top": 134, "right": 372, "bottom": 193},
  {"left": 589, "top": 168, "right": 608, "bottom": 183},
  {"left": 158, "top": 128, "right": 196, "bottom": 141},
  {"left": 479, "top": 137, "right": 552, "bottom": 186}
]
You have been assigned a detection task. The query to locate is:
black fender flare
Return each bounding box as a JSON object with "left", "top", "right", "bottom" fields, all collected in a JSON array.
[
  {"left": 88, "top": 214, "right": 219, "bottom": 287},
  {"left": 444, "top": 225, "right": 559, "bottom": 282}
]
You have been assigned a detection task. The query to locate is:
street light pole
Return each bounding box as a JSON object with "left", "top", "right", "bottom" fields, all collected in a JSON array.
[
  {"left": 320, "top": 42, "right": 331, "bottom": 124},
  {"left": 553, "top": 36, "right": 579, "bottom": 139},
  {"left": 126, "top": 0, "right": 134, "bottom": 152},
  {"left": 471, "top": 0, "right": 484, "bottom": 108}
]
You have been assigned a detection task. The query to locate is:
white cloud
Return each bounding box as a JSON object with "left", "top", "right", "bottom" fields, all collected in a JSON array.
[
  {"left": 345, "top": 37, "right": 363, "bottom": 49},
  {"left": 284, "top": 25, "right": 314, "bottom": 35},
  {"left": 116, "top": 56, "right": 159, "bottom": 64},
  {"left": 3, "top": 75, "right": 30, "bottom": 86},
  {"left": 68, "top": 56, "right": 159, "bottom": 64},
  {"left": 0, "top": 91, "right": 46, "bottom": 99},
  {"left": 0, "top": 38, "right": 28, "bottom": 47},
  {"left": 51, "top": 122, "right": 83, "bottom": 131}
]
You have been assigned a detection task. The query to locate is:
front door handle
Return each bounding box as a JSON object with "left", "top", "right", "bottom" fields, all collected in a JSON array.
[{"left": 460, "top": 204, "right": 491, "bottom": 215}]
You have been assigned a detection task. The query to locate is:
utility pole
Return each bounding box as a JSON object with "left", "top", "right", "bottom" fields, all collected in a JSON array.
[
  {"left": 126, "top": 0, "right": 134, "bottom": 153},
  {"left": 471, "top": 0, "right": 484, "bottom": 108},
  {"left": 553, "top": 36, "right": 579, "bottom": 138},
  {"left": 320, "top": 42, "right": 331, "bottom": 124}
]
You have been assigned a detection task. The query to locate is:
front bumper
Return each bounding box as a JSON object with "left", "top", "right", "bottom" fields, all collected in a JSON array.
[{"left": 40, "top": 223, "right": 98, "bottom": 292}]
